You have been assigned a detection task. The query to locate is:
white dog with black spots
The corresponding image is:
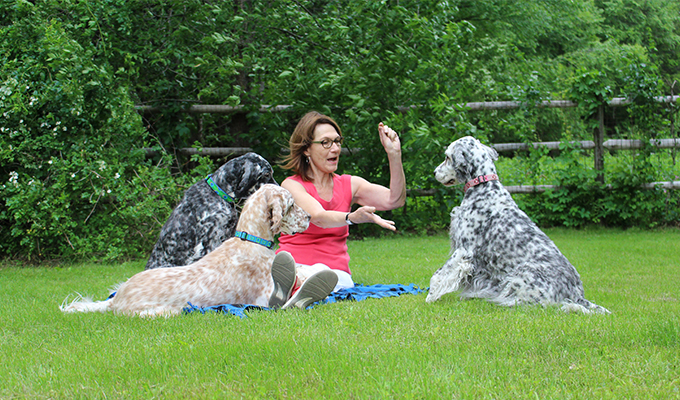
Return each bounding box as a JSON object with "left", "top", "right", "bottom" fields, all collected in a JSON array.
[
  {"left": 427, "top": 136, "right": 610, "bottom": 314},
  {"left": 145, "top": 152, "right": 276, "bottom": 270}
]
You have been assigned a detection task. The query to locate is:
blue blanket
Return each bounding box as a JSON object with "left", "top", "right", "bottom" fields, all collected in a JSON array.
[{"left": 183, "top": 283, "right": 427, "bottom": 318}]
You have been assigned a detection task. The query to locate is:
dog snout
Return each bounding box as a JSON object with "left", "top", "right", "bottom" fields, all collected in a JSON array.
[
  {"left": 289, "top": 205, "right": 311, "bottom": 234},
  {"left": 434, "top": 164, "right": 449, "bottom": 184},
  {"left": 434, "top": 157, "right": 459, "bottom": 186},
  {"left": 434, "top": 163, "right": 443, "bottom": 178}
]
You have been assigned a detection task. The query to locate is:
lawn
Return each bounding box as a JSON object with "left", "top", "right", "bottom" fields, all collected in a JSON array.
[{"left": 1, "top": 228, "right": 679, "bottom": 399}]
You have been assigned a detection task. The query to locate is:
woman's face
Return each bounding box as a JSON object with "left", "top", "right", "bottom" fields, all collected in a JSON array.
[{"left": 304, "top": 123, "right": 342, "bottom": 176}]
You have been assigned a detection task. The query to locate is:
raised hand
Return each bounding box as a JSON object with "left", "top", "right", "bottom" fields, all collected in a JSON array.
[{"left": 378, "top": 122, "right": 401, "bottom": 156}]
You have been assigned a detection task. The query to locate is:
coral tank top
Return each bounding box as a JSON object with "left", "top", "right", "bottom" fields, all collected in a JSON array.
[{"left": 277, "top": 174, "right": 353, "bottom": 274}]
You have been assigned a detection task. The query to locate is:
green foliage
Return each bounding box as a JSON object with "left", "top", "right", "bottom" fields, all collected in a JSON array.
[
  {"left": 570, "top": 69, "right": 613, "bottom": 119},
  {"left": 0, "top": 3, "right": 185, "bottom": 260},
  {"left": 515, "top": 140, "right": 680, "bottom": 228},
  {"left": 521, "top": 179, "right": 679, "bottom": 229},
  {"left": 1, "top": 0, "right": 679, "bottom": 260},
  {"left": 597, "top": 0, "right": 680, "bottom": 82},
  {"left": 622, "top": 62, "right": 665, "bottom": 135}
]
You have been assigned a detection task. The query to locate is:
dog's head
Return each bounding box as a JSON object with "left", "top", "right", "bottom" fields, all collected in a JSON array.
[
  {"left": 269, "top": 186, "right": 311, "bottom": 236},
  {"left": 213, "top": 152, "right": 277, "bottom": 200},
  {"left": 239, "top": 184, "right": 310, "bottom": 236},
  {"left": 434, "top": 136, "right": 498, "bottom": 187}
]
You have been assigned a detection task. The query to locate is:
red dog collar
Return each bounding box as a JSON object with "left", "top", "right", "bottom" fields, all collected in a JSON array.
[{"left": 464, "top": 174, "right": 499, "bottom": 192}]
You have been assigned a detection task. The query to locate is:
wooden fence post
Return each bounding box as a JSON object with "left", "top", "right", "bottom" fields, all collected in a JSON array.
[{"left": 594, "top": 104, "right": 605, "bottom": 183}]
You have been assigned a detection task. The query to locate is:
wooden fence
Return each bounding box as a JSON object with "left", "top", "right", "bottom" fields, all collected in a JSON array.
[
  {"left": 135, "top": 95, "right": 679, "bottom": 115},
  {"left": 138, "top": 95, "right": 680, "bottom": 194}
]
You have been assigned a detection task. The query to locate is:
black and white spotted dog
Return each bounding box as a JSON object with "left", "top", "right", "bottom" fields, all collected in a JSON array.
[
  {"left": 145, "top": 152, "right": 276, "bottom": 270},
  {"left": 426, "top": 136, "right": 609, "bottom": 314}
]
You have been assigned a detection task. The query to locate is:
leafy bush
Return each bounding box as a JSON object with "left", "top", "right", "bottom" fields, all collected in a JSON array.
[
  {"left": 1, "top": 0, "right": 678, "bottom": 261},
  {"left": 0, "top": 4, "right": 204, "bottom": 261},
  {"left": 511, "top": 58, "right": 679, "bottom": 229},
  {"left": 513, "top": 137, "right": 679, "bottom": 229}
]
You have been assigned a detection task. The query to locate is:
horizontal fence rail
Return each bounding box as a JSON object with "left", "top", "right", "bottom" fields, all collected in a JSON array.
[
  {"left": 502, "top": 181, "right": 680, "bottom": 194},
  {"left": 139, "top": 95, "right": 679, "bottom": 194},
  {"left": 135, "top": 95, "right": 679, "bottom": 114},
  {"left": 493, "top": 138, "right": 680, "bottom": 152},
  {"left": 144, "top": 147, "right": 256, "bottom": 157},
  {"left": 461, "top": 95, "right": 679, "bottom": 111},
  {"left": 143, "top": 138, "right": 680, "bottom": 158},
  {"left": 407, "top": 181, "right": 680, "bottom": 196},
  {"left": 136, "top": 104, "right": 295, "bottom": 114},
  {"left": 144, "top": 146, "right": 352, "bottom": 157}
]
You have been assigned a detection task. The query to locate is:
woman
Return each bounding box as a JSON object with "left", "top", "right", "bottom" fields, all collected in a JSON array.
[{"left": 269, "top": 111, "right": 406, "bottom": 309}]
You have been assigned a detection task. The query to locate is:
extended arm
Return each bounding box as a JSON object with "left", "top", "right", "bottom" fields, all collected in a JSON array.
[
  {"left": 281, "top": 178, "right": 397, "bottom": 231},
  {"left": 352, "top": 122, "right": 406, "bottom": 210}
]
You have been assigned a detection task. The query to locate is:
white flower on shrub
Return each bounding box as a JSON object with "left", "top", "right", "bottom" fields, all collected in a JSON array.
[
  {"left": 114, "top": 173, "right": 120, "bottom": 179},
  {"left": 9, "top": 171, "right": 18, "bottom": 187}
]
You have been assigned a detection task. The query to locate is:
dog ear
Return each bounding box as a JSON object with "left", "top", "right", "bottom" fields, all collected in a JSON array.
[
  {"left": 237, "top": 161, "right": 257, "bottom": 195},
  {"left": 237, "top": 156, "right": 276, "bottom": 195},
  {"left": 212, "top": 158, "right": 239, "bottom": 197},
  {"left": 484, "top": 143, "right": 499, "bottom": 161},
  {"left": 269, "top": 191, "right": 286, "bottom": 234},
  {"left": 452, "top": 144, "right": 472, "bottom": 182}
]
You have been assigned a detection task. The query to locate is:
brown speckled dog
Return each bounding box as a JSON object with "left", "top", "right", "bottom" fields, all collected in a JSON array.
[{"left": 61, "top": 185, "right": 310, "bottom": 317}]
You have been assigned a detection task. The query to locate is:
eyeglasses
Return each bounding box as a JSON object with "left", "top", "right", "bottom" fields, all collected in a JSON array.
[{"left": 311, "top": 136, "right": 344, "bottom": 149}]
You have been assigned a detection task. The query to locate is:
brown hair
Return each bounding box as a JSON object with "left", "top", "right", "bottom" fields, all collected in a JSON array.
[{"left": 281, "top": 111, "right": 342, "bottom": 181}]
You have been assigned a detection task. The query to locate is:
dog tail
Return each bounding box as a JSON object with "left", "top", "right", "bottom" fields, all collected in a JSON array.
[
  {"left": 60, "top": 293, "right": 112, "bottom": 314},
  {"left": 561, "top": 298, "right": 610, "bottom": 314}
]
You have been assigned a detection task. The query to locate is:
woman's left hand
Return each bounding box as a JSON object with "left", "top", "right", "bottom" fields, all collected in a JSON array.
[
  {"left": 378, "top": 122, "right": 401, "bottom": 156},
  {"left": 349, "top": 206, "right": 396, "bottom": 231}
]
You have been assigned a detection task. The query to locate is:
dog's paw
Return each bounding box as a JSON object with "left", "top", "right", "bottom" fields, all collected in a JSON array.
[
  {"left": 425, "top": 291, "right": 442, "bottom": 303},
  {"left": 427, "top": 265, "right": 460, "bottom": 303}
]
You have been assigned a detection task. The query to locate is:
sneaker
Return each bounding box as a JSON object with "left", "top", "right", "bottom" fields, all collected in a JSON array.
[
  {"left": 282, "top": 269, "right": 338, "bottom": 310},
  {"left": 269, "top": 251, "right": 296, "bottom": 308}
]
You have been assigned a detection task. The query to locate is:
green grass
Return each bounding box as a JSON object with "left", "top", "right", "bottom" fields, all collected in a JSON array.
[{"left": 1, "top": 229, "right": 679, "bottom": 399}]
